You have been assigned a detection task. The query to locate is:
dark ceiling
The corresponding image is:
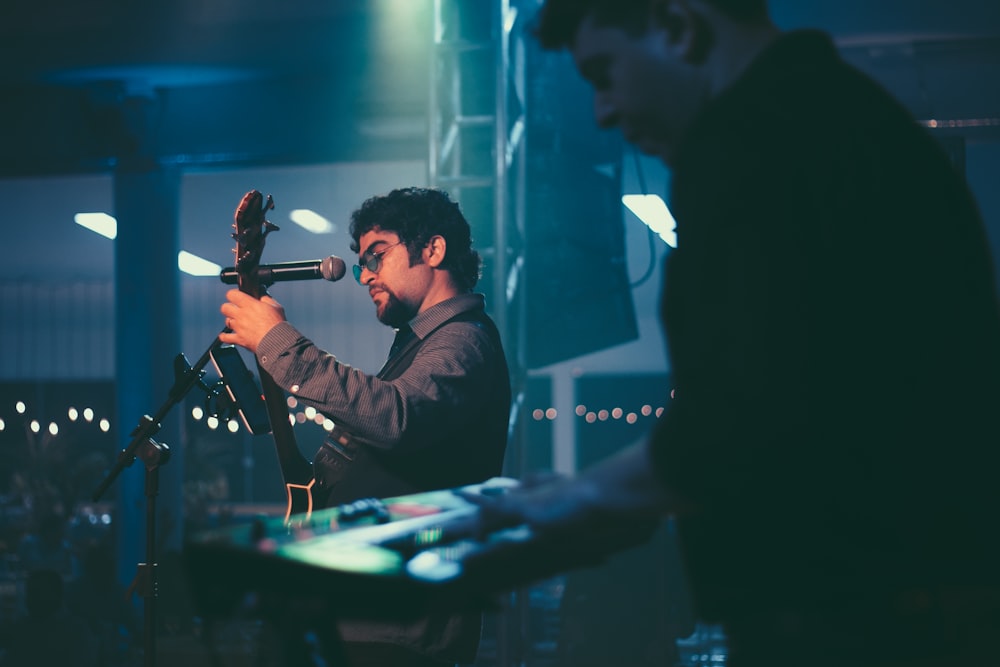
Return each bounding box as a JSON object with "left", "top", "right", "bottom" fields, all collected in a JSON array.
[{"left": 3, "top": 0, "right": 1000, "bottom": 180}]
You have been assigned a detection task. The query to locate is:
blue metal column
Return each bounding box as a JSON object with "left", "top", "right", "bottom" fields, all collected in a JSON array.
[{"left": 111, "top": 93, "right": 184, "bottom": 617}]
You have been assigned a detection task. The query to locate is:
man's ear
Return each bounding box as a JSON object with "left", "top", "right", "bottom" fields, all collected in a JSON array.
[
  {"left": 425, "top": 235, "right": 447, "bottom": 268},
  {"left": 651, "top": 0, "right": 712, "bottom": 64}
]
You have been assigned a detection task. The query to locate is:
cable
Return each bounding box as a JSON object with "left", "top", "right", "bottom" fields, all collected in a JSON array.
[{"left": 628, "top": 148, "right": 661, "bottom": 289}]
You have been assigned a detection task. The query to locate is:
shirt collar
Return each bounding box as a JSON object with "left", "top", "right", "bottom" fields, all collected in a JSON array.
[{"left": 406, "top": 292, "right": 485, "bottom": 340}]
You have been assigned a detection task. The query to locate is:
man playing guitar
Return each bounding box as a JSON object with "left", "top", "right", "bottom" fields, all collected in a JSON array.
[{"left": 220, "top": 186, "right": 511, "bottom": 667}]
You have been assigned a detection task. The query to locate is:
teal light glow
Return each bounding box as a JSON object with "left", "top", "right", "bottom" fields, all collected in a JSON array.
[{"left": 278, "top": 540, "right": 404, "bottom": 577}]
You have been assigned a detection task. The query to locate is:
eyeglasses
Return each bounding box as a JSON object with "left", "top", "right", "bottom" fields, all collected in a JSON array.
[{"left": 353, "top": 241, "right": 404, "bottom": 284}]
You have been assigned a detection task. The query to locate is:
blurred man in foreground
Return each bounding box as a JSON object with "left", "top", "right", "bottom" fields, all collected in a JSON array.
[{"left": 470, "top": 1, "right": 1000, "bottom": 664}]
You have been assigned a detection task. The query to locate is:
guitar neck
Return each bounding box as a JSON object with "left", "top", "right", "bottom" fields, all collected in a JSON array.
[{"left": 254, "top": 358, "right": 314, "bottom": 496}]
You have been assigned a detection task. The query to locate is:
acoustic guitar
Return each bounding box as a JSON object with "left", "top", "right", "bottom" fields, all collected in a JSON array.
[{"left": 231, "top": 189, "right": 316, "bottom": 522}]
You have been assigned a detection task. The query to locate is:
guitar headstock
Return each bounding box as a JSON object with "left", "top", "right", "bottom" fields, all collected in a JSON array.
[{"left": 232, "top": 190, "right": 279, "bottom": 297}]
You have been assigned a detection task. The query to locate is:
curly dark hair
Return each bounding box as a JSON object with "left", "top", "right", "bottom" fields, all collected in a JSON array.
[
  {"left": 533, "top": 0, "right": 768, "bottom": 50},
  {"left": 348, "top": 187, "right": 482, "bottom": 291}
]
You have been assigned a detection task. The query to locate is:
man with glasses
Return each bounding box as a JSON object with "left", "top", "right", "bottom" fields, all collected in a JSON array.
[{"left": 219, "top": 186, "right": 511, "bottom": 667}]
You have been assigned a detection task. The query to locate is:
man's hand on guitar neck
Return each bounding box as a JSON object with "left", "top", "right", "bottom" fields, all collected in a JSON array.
[{"left": 219, "top": 288, "right": 288, "bottom": 354}]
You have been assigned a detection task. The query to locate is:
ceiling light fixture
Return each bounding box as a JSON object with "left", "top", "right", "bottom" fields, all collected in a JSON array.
[
  {"left": 178, "top": 251, "right": 222, "bottom": 277},
  {"left": 289, "top": 209, "right": 335, "bottom": 234},
  {"left": 74, "top": 212, "right": 118, "bottom": 240},
  {"left": 622, "top": 194, "right": 677, "bottom": 247}
]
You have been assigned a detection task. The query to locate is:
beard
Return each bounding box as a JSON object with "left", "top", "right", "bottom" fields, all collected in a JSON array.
[{"left": 376, "top": 289, "right": 417, "bottom": 328}]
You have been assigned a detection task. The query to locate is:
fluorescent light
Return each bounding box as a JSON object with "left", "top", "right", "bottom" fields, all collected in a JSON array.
[
  {"left": 622, "top": 194, "right": 677, "bottom": 247},
  {"left": 74, "top": 212, "right": 117, "bottom": 239},
  {"left": 178, "top": 251, "right": 222, "bottom": 277},
  {"left": 289, "top": 209, "right": 335, "bottom": 234}
]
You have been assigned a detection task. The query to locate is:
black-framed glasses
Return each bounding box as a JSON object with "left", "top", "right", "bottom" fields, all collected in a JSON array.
[{"left": 353, "top": 241, "right": 404, "bottom": 284}]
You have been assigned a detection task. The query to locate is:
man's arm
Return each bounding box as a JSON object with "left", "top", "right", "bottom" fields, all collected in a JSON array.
[
  {"left": 227, "top": 303, "right": 504, "bottom": 450},
  {"left": 471, "top": 439, "right": 689, "bottom": 557}
]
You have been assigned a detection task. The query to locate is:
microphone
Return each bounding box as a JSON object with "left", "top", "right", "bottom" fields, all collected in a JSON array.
[{"left": 220, "top": 256, "right": 347, "bottom": 286}]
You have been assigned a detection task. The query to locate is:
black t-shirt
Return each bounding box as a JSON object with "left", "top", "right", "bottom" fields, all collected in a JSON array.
[{"left": 651, "top": 30, "right": 1000, "bottom": 620}]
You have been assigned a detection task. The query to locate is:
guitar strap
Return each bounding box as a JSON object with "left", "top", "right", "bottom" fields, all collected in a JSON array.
[{"left": 377, "top": 324, "right": 419, "bottom": 379}]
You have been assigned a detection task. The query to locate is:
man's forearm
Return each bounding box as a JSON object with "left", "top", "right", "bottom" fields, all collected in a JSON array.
[{"left": 575, "top": 440, "right": 679, "bottom": 519}]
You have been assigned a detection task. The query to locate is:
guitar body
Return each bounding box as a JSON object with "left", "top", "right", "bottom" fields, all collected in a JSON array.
[{"left": 232, "top": 190, "right": 316, "bottom": 522}]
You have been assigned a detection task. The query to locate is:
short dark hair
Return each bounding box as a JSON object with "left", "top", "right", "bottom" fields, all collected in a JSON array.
[
  {"left": 534, "top": 0, "right": 768, "bottom": 50},
  {"left": 349, "top": 187, "right": 482, "bottom": 291}
]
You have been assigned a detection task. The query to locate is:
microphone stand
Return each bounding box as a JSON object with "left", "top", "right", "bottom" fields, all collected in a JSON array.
[{"left": 92, "top": 334, "right": 229, "bottom": 667}]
